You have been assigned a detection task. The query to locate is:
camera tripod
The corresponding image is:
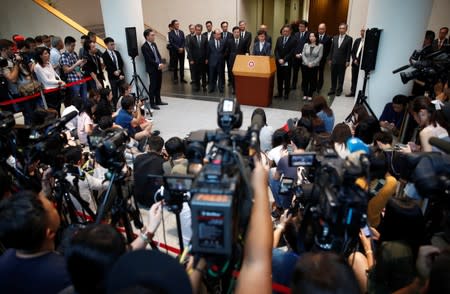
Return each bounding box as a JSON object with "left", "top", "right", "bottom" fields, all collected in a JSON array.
[
  {"left": 129, "top": 56, "right": 153, "bottom": 118},
  {"left": 96, "top": 167, "right": 144, "bottom": 243},
  {"left": 346, "top": 70, "right": 378, "bottom": 122},
  {"left": 52, "top": 168, "right": 97, "bottom": 227}
]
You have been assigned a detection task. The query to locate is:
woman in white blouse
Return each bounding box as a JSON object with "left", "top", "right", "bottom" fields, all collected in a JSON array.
[{"left": 34, "top": 46, "right": 65, "bottom": 114}]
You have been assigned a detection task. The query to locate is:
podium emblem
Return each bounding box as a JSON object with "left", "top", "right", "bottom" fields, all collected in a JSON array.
[{"left": 248, "top": 60, "right": 255, "bottom": 68}]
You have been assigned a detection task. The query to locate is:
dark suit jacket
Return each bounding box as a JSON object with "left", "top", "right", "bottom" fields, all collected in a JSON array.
[
  {"left": 188, "top": 34, "right": 208, "bottom": 63},
  {"left": 102, "top": 50, "right": 124, "bottom": 81},
  {"left": 222, "top": 31, "right": 232, "bottom": 42},
  {"left": 351, "top": 37, "right": 363, "bottom": 66},
  {"left": 274, "top": 35, "right": 297, "bottom": 64},
  {"left": 318, "top": 34, "right": 332, "bottom": 61},
  {"left": 294, "top": 31, "right": 309, "bottom": 54},
  {"left": 329, "top": 34, "right": 353, "bottom": 64},
  {"left": 252, "top": 41, "right": 271, "bottom": 56},
  {"left": 227, "top": 38, "right": 247, "bottom": 66},
  {"left": 254, "top": 34, "right": 272, "bottom": 50},
  {"left": 202, "top": 31, "right": 213, "bottom": 42},
  {"left": 207, "top": 39, "right": 226, "bottom": 67},
  {"left": 168, "top": 30, "right": 186, "bottom": 51},
  {"left": 141, "top": 42, "right": 161, "bottom": 74},
  {"left": 432, "top": 38, "right": 449, "bottom": 50},
  {"left": 241, "top": 31, "right": 252, "bottom": 54}
]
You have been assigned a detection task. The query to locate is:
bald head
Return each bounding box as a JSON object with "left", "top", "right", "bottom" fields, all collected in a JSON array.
[{"left": 318, "top": 23, "right": 326, "bottom": 34}]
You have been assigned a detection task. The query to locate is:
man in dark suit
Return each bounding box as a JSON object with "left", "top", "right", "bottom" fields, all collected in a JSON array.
[
  {"left": 239, "top": 20, "right": 252, "bottom": 54},
  {"left": 168, "top": 19, "right": 187, "bottom": 84},
  {"left": 317, "top": 23, "right": 332, "bottom": 92},
  {"left": 185, "top": 24, "right": 196, "bottom": 84},
  {"left": 347, "top": 28, "right": 365, "bottom": 97},
  {"left": 432, "top": 26, "right": 449, "bottom": 51},
  {"left": 252, "top": 30, "right": 271, "bottom": 56},
  {"left": 227, "top": 26, "right": 247, "bottom": 94},
  {"left": 102, "top": 37, "right": 124, "bottom": 108},
  {"left": 328, "top": 23, "right": 353, "bottom": 96},
  {"left": 188, "top": 24, "right": 208, "bottom": 92},
  {"left": 142, "top": 29, "right": 168, "bottom": 109},
  {"left": 202, "top": 21, "right": 214, "bottom": 42},
  {"left": 274, "top": 25, "right": 297, "bottom": 99},
  {"left": 292, "top": 20, "right": 308, "bottom": 90},
  {"left": 253, "top": 24, "right": 272, "bottom": 51},
  {"left": 221, "top": 21, "right": 233, "bottom": 86},
  {"left": 207, "top": 29, "right": 226, "bottom": 93}
]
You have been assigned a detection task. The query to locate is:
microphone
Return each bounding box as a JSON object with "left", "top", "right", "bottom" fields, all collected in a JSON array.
[
  {"left": 392, "top": 64, "right": 411, "bottom": 74},
  {"left": 249, "top": 112, "right": 264, "bottom": 152},
  {"left": 429, "top": 137, "right": 450, "bottom": 154}
]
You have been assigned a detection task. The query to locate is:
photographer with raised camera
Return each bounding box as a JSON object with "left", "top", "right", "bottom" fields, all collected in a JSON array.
[
  {"left": 0, "top": 39, "right": 37, "bottom": 123},
  {"left": 271, "top": 126, "right": 311, "bottom": 211}
]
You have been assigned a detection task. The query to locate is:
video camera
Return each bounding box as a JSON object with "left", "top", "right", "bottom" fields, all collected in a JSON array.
[
  {"left": 89, "top": 128, "right": 129, "bottom": 172},
  {"left": 393, "top": 45, "right": 450, "bottom": 90},
  {"left": 285, "top": 149, "right": 369, "bottom": 253},
  {"left": 161, "top": 98, "right": 263, "bottom": 257}
]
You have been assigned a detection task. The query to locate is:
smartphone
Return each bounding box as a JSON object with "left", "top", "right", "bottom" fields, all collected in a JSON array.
[
  {"left": 394, "top": 143, "right": 407, "bottom": 150},
  {"left": 362, "top": 225, "right": 371, "bottom": 237},
  {"left": 279, "top": 177, "right": 294, "bottom": 195},
  {"left": 286, "top": 144, "right": 293, "bottom": 153}
]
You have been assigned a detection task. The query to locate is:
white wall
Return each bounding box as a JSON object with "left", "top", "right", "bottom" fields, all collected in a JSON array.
[
  {"left": 427, "top": 0, "right": 450, "bottom": 33},
  {"left": 347, "top": 0, "right": 369, "bottom": 38},
  {"left": 56, "top": 0, "right": 103, "bottom": 26},
  {"left": 0, "top": 0, "right": 84, "bottom": 51}
]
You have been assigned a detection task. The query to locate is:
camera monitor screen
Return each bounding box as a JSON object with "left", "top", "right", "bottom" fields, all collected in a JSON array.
[
  {"left": 164, "top": 175, "right": 194, "bottom": 192},
  {"left": 289, "top": 152, "right": 316, "bottom": 167}
]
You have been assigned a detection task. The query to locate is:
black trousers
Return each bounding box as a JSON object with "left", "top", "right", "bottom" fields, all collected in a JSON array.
[
  {"left": 330, "top": 63, "right": 346, "bottom": 93},
  {"left": 173, "top": 51, "right": 185, "bottom": 80},
  {"left": 350, "top": 64, "right": 359, "bottom": 94},
  {"left": 169, "top": 48, "right": 177, "bottom": 70},
  {"left": 109, "top": 78, "right": 120, "bottom": 110},
  {"left": 318, "top": 59, "right": 326, "bottom": 90},
  {"left": 209, "top": 62, "right": 224, "bottom": 91},
  {"left": 292, "top": 58, "right": 301, "bottom": 88},
  {"left": 225, "top": 56, "right": 232, "bottom": 83},
  {"left": 192, "top": 61, "right": 207, "bottom": 89},
  {"left": 148, "top": 71, "right": 162, "bottom": 105},
  {"left": 303, "top": 66, "right": 319, "bottom": 97},
  {"left": 276, "top": 64, "right": 292, "bottom": 97}
]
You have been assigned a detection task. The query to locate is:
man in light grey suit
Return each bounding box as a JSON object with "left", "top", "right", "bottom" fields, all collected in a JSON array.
[{"left": 252, "top": 30, "right": 271, "bottom": 56}]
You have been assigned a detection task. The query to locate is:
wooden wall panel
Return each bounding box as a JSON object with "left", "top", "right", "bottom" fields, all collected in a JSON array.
[{"left": 308, "top": 0, "right": 349, "bottom": 36}]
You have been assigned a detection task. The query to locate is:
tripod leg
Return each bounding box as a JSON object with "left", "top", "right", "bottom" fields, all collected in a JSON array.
[{"left": 175, "top": 212, "right": 185, "bottom": 252}]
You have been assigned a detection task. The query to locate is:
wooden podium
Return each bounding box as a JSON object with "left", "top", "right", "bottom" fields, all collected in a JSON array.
[{"left": 232, "top": 55, "right": 276, "bottom": 107}]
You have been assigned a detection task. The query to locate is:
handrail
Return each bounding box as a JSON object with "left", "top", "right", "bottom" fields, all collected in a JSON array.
[
  {"left": 33, "top": 0, "right": 106, "bottom": 48},
  {"left": 144, "top": 23, "right": 169, "bottom": 41}
]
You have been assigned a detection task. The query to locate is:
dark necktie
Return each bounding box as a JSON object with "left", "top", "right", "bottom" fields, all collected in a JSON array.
[
  {"left": 197, "top": 35, "right": 201, "bottom": 46},
  {"left": 283, "top": 37, "right": 287, "bottom": 46},
  {"left": 110, "top": 51, "right": 117, "bottom": 68},
  {"left": 151, "top": 44, "right": 160, "bottom": 63},
  {"left": 235, "top": 39, "right": 239, "bottom": 46},
  {"left": 216, "top": 40, "right": 219, "bottom": 49}
]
